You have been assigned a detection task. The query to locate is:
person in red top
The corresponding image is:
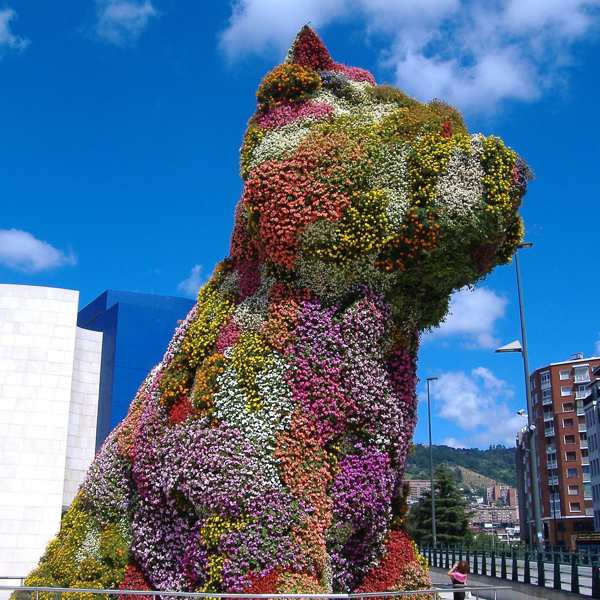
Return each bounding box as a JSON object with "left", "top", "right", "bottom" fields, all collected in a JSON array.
[{"left": 448, "top": 560, "right": 470, "bottom": 600}]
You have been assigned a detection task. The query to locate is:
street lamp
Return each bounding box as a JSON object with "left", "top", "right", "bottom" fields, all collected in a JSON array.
[
  {"left": 496, "top": 241, "right": 544, "bottom": 548},
  {"left": 427, "top": 376, "right": 438, "bottom": 547}
]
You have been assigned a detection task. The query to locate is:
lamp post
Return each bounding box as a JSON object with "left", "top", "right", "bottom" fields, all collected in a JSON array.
[
  {"left": 427, "top": 376, "right": 438, "bottom": 547},
  {"left": 496, "top": 242, "right": 544, "bottom": 548}
]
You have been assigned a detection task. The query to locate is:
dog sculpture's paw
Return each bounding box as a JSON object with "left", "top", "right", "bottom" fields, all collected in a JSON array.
[{"left": 24, "top": 26, "right": 528, "bottom": 595}]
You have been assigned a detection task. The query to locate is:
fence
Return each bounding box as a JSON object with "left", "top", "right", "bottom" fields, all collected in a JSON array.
[
  {"left": 0, "top": 584, "right": 512, "bottom": 600},
  {"left": 422, "top": 544, "right": 600, "bottom": 597}
]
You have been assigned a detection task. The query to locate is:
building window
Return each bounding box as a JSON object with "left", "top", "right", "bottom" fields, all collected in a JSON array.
[
  {"left": 566, "top": 451, "right": 577, "bottom": 461},
  {"left": 570, "top": 502, "right": 582, "bottom": 512},
  {"left": 541, "top": 371, "right": 551, "bottom": 385},
  {"left": 560, "top": 369, "right": 571, "bottom": 380},
  {"left": 574, "top": 366, "right": 590, "bottom": 383},
  {"left": 561, "top": 386, "right": 573, "bottom": 397},
  {"left": 564, "top": 418, "right": 574, "bottom": 428},
  {"left": 563, "top": 402, "right": 575, "bottom": 412},
  {"left": 567, "top": 467, "right": 578, "bottom": 478},
  {"left": 568, "top": 485, "right": 579, "bottom": 495},
  {"left": 542, "top": 389, "right": 552, "bottom": 402},
  {"left": 565, "top": 435, "right": 576, "bottom": 444}
]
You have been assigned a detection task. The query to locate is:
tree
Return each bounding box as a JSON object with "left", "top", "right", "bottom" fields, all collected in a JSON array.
[{"left": 408, "top": 465, "right": 472, "bottom": 545}]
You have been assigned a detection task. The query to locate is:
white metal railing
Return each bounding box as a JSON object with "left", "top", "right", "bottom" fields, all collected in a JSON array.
[
  {"left": 546, "top": 460, "right": 558, "bottom": 469},
  {"left": 542, "top": 396, "right": 553, "bottom": 406},
  {"left": 544, "top": 427, "right": 555, "bottom": 436},
  {"left": 0, "top": 584, "right": 512, "bottom": 600},
  {"left": 575, "top": 374, "right": 591, "bottom": 384},
  {"left": 576, "top": 390, "right": 591, "bottom": 400}
]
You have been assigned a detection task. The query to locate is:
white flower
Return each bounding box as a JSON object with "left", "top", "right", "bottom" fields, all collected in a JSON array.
[{"left": 435, "top": 134, "right": 486, "bottom": 223}]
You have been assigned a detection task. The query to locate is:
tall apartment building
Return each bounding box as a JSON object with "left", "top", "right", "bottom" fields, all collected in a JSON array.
[
  {"left": 584, "top": 365, "right": 600, "bottom": 531},
  {"left": 525, "top": 354, "right": 600, "bottom": 548}
]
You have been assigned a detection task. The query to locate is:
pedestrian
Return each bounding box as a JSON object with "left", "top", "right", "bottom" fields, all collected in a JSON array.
[{"left": 448, "top": 560, "right": 470, "bottom": 600}]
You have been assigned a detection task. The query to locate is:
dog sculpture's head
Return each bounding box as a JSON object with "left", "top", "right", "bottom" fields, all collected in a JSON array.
[{"left": 231, "top": 26, "right": 529, "bottom": 330}]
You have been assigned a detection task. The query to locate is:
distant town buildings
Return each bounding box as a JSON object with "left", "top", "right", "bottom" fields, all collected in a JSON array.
[
  {"left": 405, "top": 477, "right": 520, "bottom": 539},
  {"left": 404, "top": 479, "right": 432, "bottom": 505},
  {"left": 486, "top": 484, "right": 518, "bottom": 507},
  {"left": 517, "top": 353, "right": 600, "bottom": 548},
  {"left": 469, "top": 504, "right": 520, "bottom": 541}
]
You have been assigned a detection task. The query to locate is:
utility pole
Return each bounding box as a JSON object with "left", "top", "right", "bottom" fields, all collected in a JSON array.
[
  {"left": 514, "top": 243, "right": 544, "bottom": 548},
  {"left": 427, "top": 377, "right": 438, "bottom": 547}
]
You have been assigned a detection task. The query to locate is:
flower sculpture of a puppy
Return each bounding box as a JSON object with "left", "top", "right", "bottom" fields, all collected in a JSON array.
[{"left": 26, "top": 27, "right": 529, "bottom": 595}]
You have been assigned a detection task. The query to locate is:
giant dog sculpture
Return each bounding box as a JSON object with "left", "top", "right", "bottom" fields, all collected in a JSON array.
[{"left": 26, "top": 27, "right": 529, "bottom": 595}]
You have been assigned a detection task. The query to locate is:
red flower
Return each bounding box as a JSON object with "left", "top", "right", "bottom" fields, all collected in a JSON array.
[
  {"left": 119, "top": 564, "right": 152, "bottom": 600},
  {"left": 168, "top": 395, "right": 193, "bottom": 425}
]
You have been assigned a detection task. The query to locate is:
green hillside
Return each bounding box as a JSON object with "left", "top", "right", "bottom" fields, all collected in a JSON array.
[{"left": 405, "top": 444, "right": 516, "bottom": 487}]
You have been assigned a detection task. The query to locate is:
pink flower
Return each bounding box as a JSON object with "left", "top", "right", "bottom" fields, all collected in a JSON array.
[{"left": 256, "top": 101, "right": 334, "bottom": 130}]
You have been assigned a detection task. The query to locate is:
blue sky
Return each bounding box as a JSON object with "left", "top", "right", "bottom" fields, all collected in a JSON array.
[{"left": 1, "top": 0, "right": 599, "bottom": 449}]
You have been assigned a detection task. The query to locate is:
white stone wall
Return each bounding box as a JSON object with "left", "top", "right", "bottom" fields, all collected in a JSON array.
[
  {"left": 63, "top": 327, "right": 103, "bottom": 507},
  {"left": 0, "top": 284, "right": 102, "bottom": 589}
]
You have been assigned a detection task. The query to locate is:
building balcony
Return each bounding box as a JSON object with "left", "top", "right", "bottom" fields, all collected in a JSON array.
[
  {"left": 587, "top": 507, "right": 594, "bottom": 516},
  {"left": 544, "top": 412, "right": 554, "bottom": 422},
  {"left": 580, "top": 425, "right": 587, "bottom": 433},
  {"left": 546, "top": 445, "right": 556, "bottom": 454},
  {"left": 543, "top": 396, "right": 553, "bottom": 406},
  {"left": 541, "top": 380, "right": 552, "bottom": 391},
  {"left": 545, "top": 427, "right": 555, "bottom": 437},
  {"left": 576, "top": 390, "right": 591, "bottom": 400},
  {"left": 547, "top": 460, "right": 558, "bottom": 469},
  {"left": 548, "top": 476, "right": 559, "bottom": 485},
  {"left": 581, "top": 441, "right": 589, "bottom": 449},
  {"left": 575, "top": 374, "right": 591, "bottom": 384},
  {"left": 582, "top": 457, "right": 590, "bottom": 466}
]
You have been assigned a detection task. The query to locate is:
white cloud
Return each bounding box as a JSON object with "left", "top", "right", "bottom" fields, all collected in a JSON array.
[
  {"left": 425, "top": 287, "right": 507, "bottom": 349},
  {"left": 219, "top": 0, "right": 347, "bottom": 62},
  {"left": 443, "top": 437, "right": 468, "bottom": 449},
  {"left": 430, "top": 366, "right": 522, "bottom": 446},
  {"left": 0, "top": 8, "right": 30, "bottom": 54},
  {"left": 0, "top": 229, "right": 76, "bottom": 273},
  {"left": 177, "top": 264, "right": 203, "bottom": 298},
  {"left": 220, "top": 0, "right": 600, "bottom": 111},
  {"left": 95, "top": 0, "right": 159, "bottom": 46}
]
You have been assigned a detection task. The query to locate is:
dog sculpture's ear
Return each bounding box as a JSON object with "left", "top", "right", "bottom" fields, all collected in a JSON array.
[{"left": 286, "top": 25, "right": 334, "bottom": 70}]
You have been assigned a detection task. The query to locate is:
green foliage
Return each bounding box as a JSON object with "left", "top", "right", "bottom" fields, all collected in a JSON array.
[
  {"left": 405, "top": 443, "right": 517, "bottom": 486},
  {"left": 408, "top": 465, "right": 472, "bottom": 545},
  {"left": 366, "top": 84, "right": 418, "bottom": 108}
]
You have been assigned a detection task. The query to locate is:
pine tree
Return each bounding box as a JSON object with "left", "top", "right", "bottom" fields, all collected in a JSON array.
[{"left": 408, "top": 465, "right": 472, "bottom": 545}]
